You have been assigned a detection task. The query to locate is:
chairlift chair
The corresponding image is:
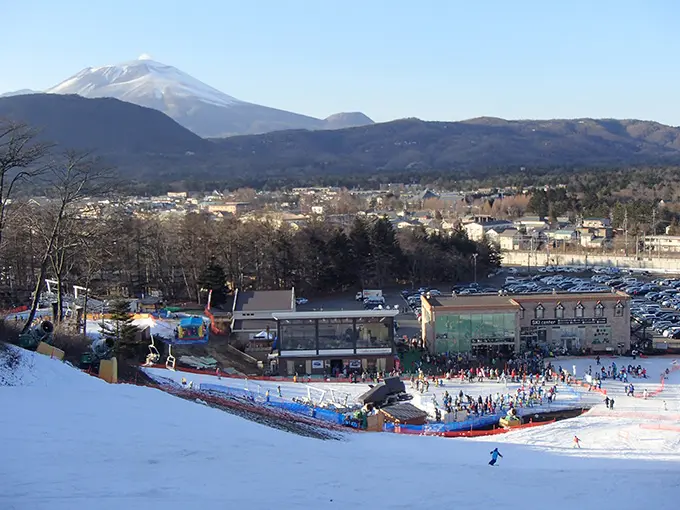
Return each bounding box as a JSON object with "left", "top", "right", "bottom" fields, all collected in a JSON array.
[
  {"left": 166, "top": 344, "right": 176, "bottom": 371},
  {"left": 144, "top": 333, "right": 161, "bottom": 366}
]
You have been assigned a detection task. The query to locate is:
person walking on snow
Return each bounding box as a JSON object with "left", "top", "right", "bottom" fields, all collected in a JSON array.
[
  {"left": 489, "top": 448, "right": 503, "bottom": 466},
  {"left": 573, "top": 435, "right": 582, "bottom": 449}
]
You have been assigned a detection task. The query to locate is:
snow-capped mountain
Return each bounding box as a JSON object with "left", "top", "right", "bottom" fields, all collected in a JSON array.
[{"left": 42, "top": 55, "right": 373, "bottom": 137}]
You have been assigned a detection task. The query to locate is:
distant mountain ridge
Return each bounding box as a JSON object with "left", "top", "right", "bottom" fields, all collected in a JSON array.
[
  {"left": 32, "top": 55, "right": 374, "bottom": 137},
  {"left": 2, "top": 92, "right": 680, "bottom": 184},
  {"left": 210, "top": 116, "right": 680, "bottom": 175},
  {"left": 0, "top": 93, "right": 209, "bottom": 155}
]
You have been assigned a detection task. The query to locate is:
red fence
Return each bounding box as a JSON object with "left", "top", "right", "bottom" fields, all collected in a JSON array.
[
  {"left": 633, "top": 363, "right": 680, "bottom": 399},
  {"left": 391, "top": 419, "right": 556, "bottom": 438},
  {"left": 639, "top": 423, "right": 680, "bottom": 432}
]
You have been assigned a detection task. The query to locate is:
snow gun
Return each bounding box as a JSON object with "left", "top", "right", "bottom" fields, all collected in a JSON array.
[{"left": 18, "top": 320, "right": 54, "bottom": 350}]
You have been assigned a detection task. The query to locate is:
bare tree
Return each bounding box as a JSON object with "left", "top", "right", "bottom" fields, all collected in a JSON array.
[
  {"left": 22, "top": 151, "right": 112, "bottom": 332},
  {"left": 0, "top": 120, "right": 51, "bottom": 253}
]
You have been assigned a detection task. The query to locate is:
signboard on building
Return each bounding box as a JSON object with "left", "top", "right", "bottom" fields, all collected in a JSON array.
[
  {"left": 349, "top": 360, "right": 362, "bottom": 369},
  {"left": 531, "top": 318, "right": 607, "bottom": 326},
  {"left": 470, "top": 338, "right": 515, "bottom": 345},
  {"left": 311, "top": 360, "right": 324, "bottom": 369},
  {"left": 355, "top": 348, "right": 392, "bottom": 355}
]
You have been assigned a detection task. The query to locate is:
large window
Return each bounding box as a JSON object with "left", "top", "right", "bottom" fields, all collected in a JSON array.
[
  {"left": 435, "top": 312, "right": 515, "bottom": 354},
  {"left": 355, "top": 317, "right": 391, "bottom": 349},
  {"left": 280, "top": 319, "right": 316, "bottom": 350},
  {"left": 318, "top": 318, "right": 355, "bottom": 350}
]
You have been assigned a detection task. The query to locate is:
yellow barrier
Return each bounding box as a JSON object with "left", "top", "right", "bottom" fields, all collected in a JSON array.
[
  {"left": 36, "top": 342, "right": 65, "bottom": 361},
  {"left": 99, "top": 357, "right": 118, "bottom": 383}
]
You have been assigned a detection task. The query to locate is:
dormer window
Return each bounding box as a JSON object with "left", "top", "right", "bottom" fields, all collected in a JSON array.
[
  {"left": 615, "top": 301, "right": 624, "bottom": 317},
  {"left": 535, "top": 303, "right": 545, "bottom": 319},
  {"left": 575, "top": 302, "right": 585, "bottom": 318},
  {"left": 555, "top": 302, "right": 565, "bottom": 319},
  {"left": 595, "top": 301, "right": 605, "bottom": 318}
]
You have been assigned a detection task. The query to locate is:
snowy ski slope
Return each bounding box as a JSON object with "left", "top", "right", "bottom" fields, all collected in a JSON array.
[{"left": 1, "top": 347, "right": 679, "bottom": 509}]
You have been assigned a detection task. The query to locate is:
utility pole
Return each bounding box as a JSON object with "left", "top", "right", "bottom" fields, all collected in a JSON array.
[
  {"left": 623, "top": 208, "right": 628, "bottom": 256},
  {"left": 472, "top": 253, "right": 478, "bottom": 284},
  {"left": 651, "top": 208, "right": 657, "bottom": 259}
]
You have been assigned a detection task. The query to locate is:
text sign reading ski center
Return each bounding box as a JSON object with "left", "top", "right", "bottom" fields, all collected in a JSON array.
[{"left": 530, "top": 318, "right": 608, "bottom": 326}]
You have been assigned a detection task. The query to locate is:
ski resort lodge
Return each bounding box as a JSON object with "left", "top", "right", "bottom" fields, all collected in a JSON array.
[
  {"left": 270, "top": 310, "right": 399, "bottom": 376},
  {"left": 420, "top": 291, "right": 631, "bottom": 356}
]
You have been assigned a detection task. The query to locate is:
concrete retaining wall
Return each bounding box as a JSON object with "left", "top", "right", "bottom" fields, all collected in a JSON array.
[{"left": 502, "top": 250, "right": 680, "bottom": 273}]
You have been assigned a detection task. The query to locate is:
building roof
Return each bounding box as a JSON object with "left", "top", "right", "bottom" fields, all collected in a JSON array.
[
  {"left": 515, "top": 292, "right": 627, "bottom": 303},
  {"left": 233, "top": 289, "right": 294, "bottom": 312},
  {"left": 418, "top": 189, "right": 439, "bottom": 200},
  {"left": 426, "top": 295, "right": 520, "bottom": 309},
  {"left": 426, "top": 291, "right": 628, "bottom": 310},
  {"left": 273, "top": 310, "right": 400, "bottom": 320},
  {"left": 499, "top": 228, "right": 520, "bottom": 238},
  {"left": 379, "top": 403, "right": 429, "bottom": 422},
  {"left": 231, "top": 319, "right": 277, "bottom": 332}
]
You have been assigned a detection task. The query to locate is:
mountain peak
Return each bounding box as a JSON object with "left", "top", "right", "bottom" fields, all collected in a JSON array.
[
  {"left": 35, "top": 57, "right": 374, "bottom": 137},
  {"left": 46, "top": 57, "right": 242, "bottom": 109},
  {"left": 324, "top": 111, "right": 375, "bottom": 129}
]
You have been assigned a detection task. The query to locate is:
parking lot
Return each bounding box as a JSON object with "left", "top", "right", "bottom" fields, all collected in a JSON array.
[{"left": 293, "top": 265, "right": 680, "bottom": 351}]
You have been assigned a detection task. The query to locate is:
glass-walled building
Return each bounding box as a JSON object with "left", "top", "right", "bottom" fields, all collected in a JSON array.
[
  {"left": 421, "top": 291, "right": 630, "bottom": 356},
  {"left": 272, "top": 310, "right": 399, "bottom": 376}
]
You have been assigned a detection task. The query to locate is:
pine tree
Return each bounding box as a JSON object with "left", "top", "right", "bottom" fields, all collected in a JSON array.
[
  {"left": 198, "top": 257, "right": 228, "bottom": 306},
  {"left": 101, "top": 299, "right": 141, "bottom": 359}
]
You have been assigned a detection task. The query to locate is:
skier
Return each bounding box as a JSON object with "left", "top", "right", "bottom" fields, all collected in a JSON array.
[
  {"left": 489, "top": 448, "right": 503, "bottom": 466},
  {"left": 573, "top": 435, "right": 582, "bottom": 449},
  {"left": 663, "top": 400, "right": 668, "bottom": 411},
  {"left": 277, "top": 385, "right": 282, "bottom": 398}
]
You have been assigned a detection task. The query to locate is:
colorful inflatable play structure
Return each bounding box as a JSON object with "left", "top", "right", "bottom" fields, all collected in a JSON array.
[{"left": 174, "top": 317, "right": 209, "bottom": 345}]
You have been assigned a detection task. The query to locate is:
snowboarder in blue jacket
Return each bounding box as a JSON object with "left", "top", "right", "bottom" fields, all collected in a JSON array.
[{"left": 489, "top": 448, "right": 503, "bottom": 466}]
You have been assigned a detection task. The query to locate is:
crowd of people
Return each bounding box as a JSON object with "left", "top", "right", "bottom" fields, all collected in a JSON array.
[
  {"left": 406, "top": 350, "right": 546, "bottom": 380},
  {"left": 406, "top": 368, "right": 561, "bottom": 423}
]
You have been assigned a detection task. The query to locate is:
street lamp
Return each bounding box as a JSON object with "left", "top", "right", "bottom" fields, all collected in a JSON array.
[{"left": 472, "top": 253, "right": 478, "bottom": 284}]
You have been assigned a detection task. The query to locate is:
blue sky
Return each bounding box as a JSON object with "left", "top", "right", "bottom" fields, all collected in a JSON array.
[{"left": 3, "top": 0, "right": 680, "bottom": 124}]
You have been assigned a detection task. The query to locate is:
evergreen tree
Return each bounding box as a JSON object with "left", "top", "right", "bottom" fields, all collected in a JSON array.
[
  {"left": 349, "top": 217, "right": 375, "bottom": 287},
  {"left": 198, "top": 257, "right": 228, "bottom": 306},
  {"left": 369, "top": 217, "right": 404, "bottom": 287},
  {"left": 101, "top": 299, "right": 141, "bottom": 359},
  {"left": 326, "top": 229, "right": 359, "bottom": 291}
]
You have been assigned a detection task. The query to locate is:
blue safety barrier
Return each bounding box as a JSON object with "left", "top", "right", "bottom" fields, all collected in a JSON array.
[
  {"left": 199, "top": 382, "right": 346, "bottom": 425},
  {"left": 383, "top": 413, "right": 502, "bottom": 434}
]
